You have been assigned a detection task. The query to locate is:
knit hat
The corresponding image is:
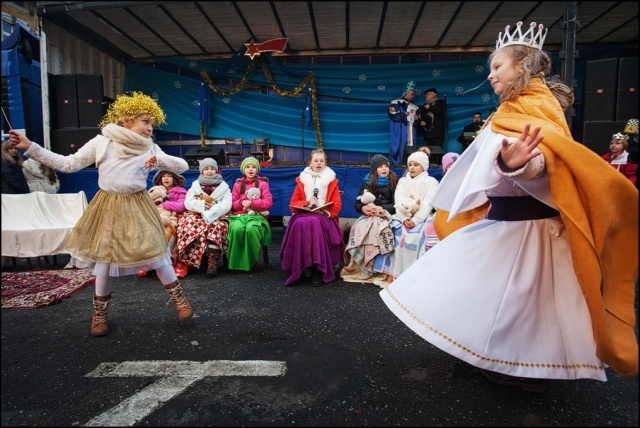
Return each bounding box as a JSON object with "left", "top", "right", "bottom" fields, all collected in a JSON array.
[
  {"left": 198, "top": 157, "right": 218, "bottom": 173},
  {"left": 240, "top": 157, "right": 260, "bottom": 174},
  {"left": 369, "top": 154, "right": 390, "bottom": 173},
  {"left": 425, "top": 88, "right": 437, "bottom": 94},
  {"left": 152, "top": 170, "right": 186, "bottom": 187},
  {"left": 441, "top": 152, "right": 460, "bottom": 174},
  {"left": 407, "top": 151, "right": 430, "bottom": 172}
]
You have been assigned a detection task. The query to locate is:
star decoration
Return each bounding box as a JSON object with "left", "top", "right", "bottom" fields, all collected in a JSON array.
[{"left": 245, "top": 39, "right": 260, "bottom": 60}]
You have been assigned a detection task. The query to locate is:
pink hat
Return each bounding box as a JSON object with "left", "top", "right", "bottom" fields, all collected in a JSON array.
[{"left": 442, "top": 152, "right": 460, "bottom": 174}]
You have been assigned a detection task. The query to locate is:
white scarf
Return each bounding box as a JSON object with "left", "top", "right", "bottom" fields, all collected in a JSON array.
[
  {"left": 101, "top": 123, "right": 153, "bottom": 158},
  {"left": 299, "top": 166, "right": 336, "bottom": 203}
]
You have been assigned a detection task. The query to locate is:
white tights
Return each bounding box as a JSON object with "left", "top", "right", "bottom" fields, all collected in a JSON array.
[{"left": 94, "top": 264, "right": 178, "bottom": 297}]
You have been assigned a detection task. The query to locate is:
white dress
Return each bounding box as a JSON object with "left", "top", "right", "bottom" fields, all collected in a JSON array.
[{"left": 379, "top": 125, "right": 607, "bottom": 381}]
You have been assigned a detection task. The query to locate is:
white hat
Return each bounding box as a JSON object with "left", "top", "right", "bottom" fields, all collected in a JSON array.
[{"left": 407, "top": 151, "right": 430, "bottom": 171}]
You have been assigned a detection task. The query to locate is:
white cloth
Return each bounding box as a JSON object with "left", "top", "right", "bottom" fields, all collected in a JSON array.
[
  {"left": 1, "top": 191, "right": 88, "bottom": 257},
  {"left": 379, "top": 125, "right": 606, "bottom": 381}
]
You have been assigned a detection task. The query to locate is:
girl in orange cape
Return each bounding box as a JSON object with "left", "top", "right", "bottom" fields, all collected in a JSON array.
[{"left": 381, "top": 21, "right": 638, "bottom": 391}]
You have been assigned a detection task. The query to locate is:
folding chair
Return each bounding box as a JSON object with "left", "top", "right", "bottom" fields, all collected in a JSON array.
[
  {"left": 249, "top": 137, "right": 271, "bottom": 163},
  {"left": 225, "top": 137, "right": 244, "bottom": 166}
]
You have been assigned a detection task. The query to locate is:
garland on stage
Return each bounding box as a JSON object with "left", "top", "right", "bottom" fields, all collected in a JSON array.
[{"left": 200, "top": 56, "right": 323, "bottom": 149}]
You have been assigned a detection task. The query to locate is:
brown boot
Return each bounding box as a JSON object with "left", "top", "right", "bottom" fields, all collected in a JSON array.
[
  {"left": 164, "top": 280, "right": 193, "bottom": 322},
  {"left": 91, "top": 294, "right": 111, "bottom": 337},
  {"left": 206, "top": 246, "right": 220, "bottom": 276}
]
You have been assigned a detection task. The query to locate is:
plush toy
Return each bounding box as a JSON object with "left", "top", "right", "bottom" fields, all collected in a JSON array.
[
  {"left": 394, "top": 194, "right": 420, "bottom": 222},
  {"left": 148, "top": 185, "right": 177, "bottom": 240},
  {"left": 358, "top": 190, "right": 391, "bottom": 220},
  {"left": 245, "top": 187, "right": 269, "bottom": 217},
  {"left": 357, "top": 190, "right": 376, "bottom": 209},
  {"left": 194, "top": 193, "right": 214, "bottom": 204}
]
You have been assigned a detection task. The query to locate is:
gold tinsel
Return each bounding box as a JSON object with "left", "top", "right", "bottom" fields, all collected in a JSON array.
[
  {"left": 200, "top": 56, "right": 323, "bottom": 148},
  {"left": 99, "top": 91, "right": 167, "bottom": 128}
]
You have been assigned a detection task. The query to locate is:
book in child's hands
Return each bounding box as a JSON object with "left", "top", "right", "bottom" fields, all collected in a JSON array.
[{"left": 290, "top": 201, "right": 334, "bottom": 212}]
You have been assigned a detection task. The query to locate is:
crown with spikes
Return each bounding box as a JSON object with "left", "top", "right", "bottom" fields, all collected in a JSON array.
[{"left": 496, "top": 21, "right": 547, "bottom": 51}]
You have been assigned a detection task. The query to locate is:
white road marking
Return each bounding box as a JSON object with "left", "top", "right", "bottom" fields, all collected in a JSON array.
[{"left": 84, "top": 360, "right": 287, "bottom": 427}]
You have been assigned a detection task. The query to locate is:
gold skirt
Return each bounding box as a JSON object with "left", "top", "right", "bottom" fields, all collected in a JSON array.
[{"left": 66, "top": 189, "right": 170, "bottom": 273}]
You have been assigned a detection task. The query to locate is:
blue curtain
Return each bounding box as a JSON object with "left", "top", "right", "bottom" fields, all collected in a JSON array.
[{"left": 123, "top": 46, "right": 616, "bottom": 155}]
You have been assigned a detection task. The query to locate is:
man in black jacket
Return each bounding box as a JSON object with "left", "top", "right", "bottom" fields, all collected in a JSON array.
[
  {"left": 456, "top": 112, "right": 483, "bottom": 152},
  {"left": 418, "top": 88, "right": 447, "bottom": 148}
]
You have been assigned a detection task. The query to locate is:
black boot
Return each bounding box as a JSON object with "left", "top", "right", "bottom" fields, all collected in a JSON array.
[
  {"left": 312, "top": 265, "right": 323, "bottom": 286},
  {"left": 206, "top": 246, "right": 219, "bottom": 276}
]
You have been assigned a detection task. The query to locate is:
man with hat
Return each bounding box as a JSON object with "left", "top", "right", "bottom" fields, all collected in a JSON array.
[
  {"left": 419, "top": 87, "right": 448, "bottom": 151},
  {"left": 388, "top": 80, "right": 419, "bottom": 166}
]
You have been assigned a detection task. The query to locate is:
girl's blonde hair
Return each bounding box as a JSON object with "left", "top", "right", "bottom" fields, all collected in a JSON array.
[
  {"left": 417, "top": 146, "right": 431, "bottom": 156},
  {"left": 1, "top": 140, "right": 24, "bottom": 166},
  {"left": 489, "top": 45, "right": 574, "bottom": 110}
]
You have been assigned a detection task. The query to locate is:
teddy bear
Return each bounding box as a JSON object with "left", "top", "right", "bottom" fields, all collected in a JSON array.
[
  {"left": 356, "top": 190, "right": 391, "bottom": 220},
  {"left": 357, "top": 190, "right": 376, "bottom": 209},
  {"left": 194, "top": 193, "right": 213, "bottom": 204},
  {"left": 394, "top": 194, "right": 420, "bottom": 222},
  {"left": 245, "top": 187, "right": 269, "bottom": 217},
  {"left": 148, "top": 185, "right": 178, "bottom": 240}
]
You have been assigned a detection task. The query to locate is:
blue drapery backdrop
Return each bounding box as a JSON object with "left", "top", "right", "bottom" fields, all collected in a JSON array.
[
  {"left": 123, "top": 46, "right": 615, "bottom": 155},
  {"left": 58, "top": 166, "right": 443, "bottom": 219}
]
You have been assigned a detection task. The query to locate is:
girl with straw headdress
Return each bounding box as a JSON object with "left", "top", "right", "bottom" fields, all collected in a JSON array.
[{"left": 9, "top": 91, "right": 194, "bottom": 337}]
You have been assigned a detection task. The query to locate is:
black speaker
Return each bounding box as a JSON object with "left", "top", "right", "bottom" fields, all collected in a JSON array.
[
  {"left": 76, "top": 74, "right": 105, "bottom": 128},
  {"left": 51, "top": 127, "right": 101, "bottom": 156},
  {"left": 616, "top": 57, "right": 638, "bottom": 121},
  {"left": 402, "top": 145, "right": 418, "bottom": 165},
  {"left": 581, "top": 121, "right": 627, "bottom": 156},
  {"left": 52, "top": 74, "right": 79, "bottom": 128},
  {"left": 583, "top": 58, "right": 618, "bottom": 121},
  {"left": 185, "top": 146, "right": 225, "bottom": 168}
]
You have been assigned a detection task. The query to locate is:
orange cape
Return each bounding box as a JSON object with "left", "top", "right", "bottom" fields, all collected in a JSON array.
[{"left": 436, "top": 80, "right": 638, "bottom": 376}]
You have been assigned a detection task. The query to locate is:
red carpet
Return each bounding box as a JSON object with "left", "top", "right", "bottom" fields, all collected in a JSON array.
[{"left": 1, "top": 269, "right": 95, "bottom": 310}]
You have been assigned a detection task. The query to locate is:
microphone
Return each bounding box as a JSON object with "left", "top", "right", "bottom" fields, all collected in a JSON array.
[{"left": 310, "top": 188, "right": 319, "bottom": 209}]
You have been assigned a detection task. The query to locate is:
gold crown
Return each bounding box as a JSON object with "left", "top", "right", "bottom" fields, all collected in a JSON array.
[{"left": 496, "top": 21, "right": 547, "bottom": 51}]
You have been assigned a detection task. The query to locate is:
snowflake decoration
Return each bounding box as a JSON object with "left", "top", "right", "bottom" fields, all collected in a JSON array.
[
  {"left": 151, "top": 92, "right": 159, "bottom": 100},
  {"left": 377, "top": 85, "right": 386, "bottom": 91},
  {"left": 482, "top": 94, "right": 492, "bottom": 102},
  {"left": 432, "top": 69, "right": 441, "bottom": 78},
  {"left": 455, "top": 86, "right": 465, "bottom": 95},
  {"left": 358, "top": 74, "right": 367, "bottom": 81},
  {"left": 475, "top": 65, "right": 484, "bottom": 73},
  {"left": 192, "top": 99, "right": 200, "bottom": 106},
  {"left": 228, "top": 68, "right": 237, "bottom": 75},
  {"left": 189, "top": 61, "right": 197, "bottom": 68},
  {"left": 173, "top": 81, "right": 181, "bottom": 89},
  {"left": 223, "top": 97, "right": 231, "bottom": 104},
  {"left": 343, "top": 87, "right": 351, "bottom": 94}
]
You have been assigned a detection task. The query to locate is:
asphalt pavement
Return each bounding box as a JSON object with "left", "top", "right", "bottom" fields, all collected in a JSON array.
[{"left": 2, "top": 226, "right": 638, "bottom": 427}]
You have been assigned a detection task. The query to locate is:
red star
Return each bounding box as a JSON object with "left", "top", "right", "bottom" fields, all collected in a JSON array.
[{"left": 244, "top": 39, "right": 260, "bottom": 59}]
